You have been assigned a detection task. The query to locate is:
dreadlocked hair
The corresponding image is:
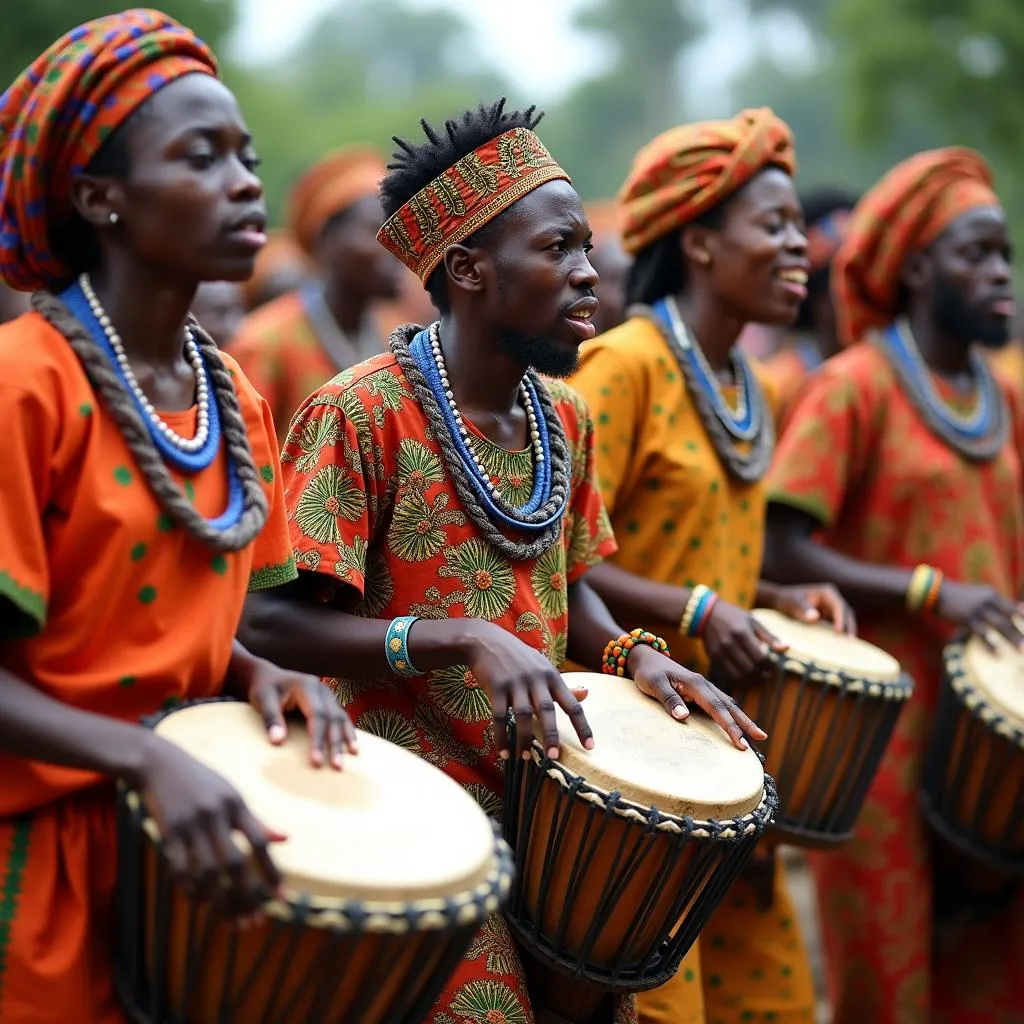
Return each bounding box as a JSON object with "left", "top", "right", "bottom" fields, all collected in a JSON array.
[{"left": 379, "top": 98, "right": 545, "bottom": 313}]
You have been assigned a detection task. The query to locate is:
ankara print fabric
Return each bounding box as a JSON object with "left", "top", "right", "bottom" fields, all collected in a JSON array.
[
  {"left": 768, "top": 341, "right": 1024, "bottom": 1024},
  {"left": 280, "top": 352, "right": 627, "bottom": 1022}
]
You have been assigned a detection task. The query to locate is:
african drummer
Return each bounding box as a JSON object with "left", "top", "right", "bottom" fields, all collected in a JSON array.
[
  {"left": 0, "top": 12, "right": 357, "bottom": 1022},
  {"left": 240, "top": 99, "right": 767, "bottom": 1024},
  {"left": 764, "top": 149, "right": 1024, "bottom": 1023}
]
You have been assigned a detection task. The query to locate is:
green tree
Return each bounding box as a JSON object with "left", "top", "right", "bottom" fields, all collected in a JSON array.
[
  {"left": 0, "top": 1, "right": 236, "bottom": 86},
  {"left": 544, "top": 0, "right": 703, "bottom": 199}
]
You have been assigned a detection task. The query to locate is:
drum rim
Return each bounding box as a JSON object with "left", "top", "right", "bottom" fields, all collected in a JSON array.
[
  {"left": 524, "top": 740, "right": 778, "bottom": 840},
  {"left": 944, "top": 639, "right": 1024, "bottom": 749},
  {"left": 126, "top": 697, "right": 515, "bottom": 932},
  {"left": 751, "top": 609, "right": 911, "bottom": 696}
]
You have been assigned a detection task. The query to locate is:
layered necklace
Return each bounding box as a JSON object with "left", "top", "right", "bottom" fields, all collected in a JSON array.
[
  {"left": 56, "top": 274, "right": 250, "bottom": 537},
  {"left": 634, "top": 295, "right": 773, "bottom": 482},
  {"left": 392, "top": 323, "right": 570, "bottom": 561},
  {"left": 877, "top": 318, "right": 1007, "bottom": 461}
]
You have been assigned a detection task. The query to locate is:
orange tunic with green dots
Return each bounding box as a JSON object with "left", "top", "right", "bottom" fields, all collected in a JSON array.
[{"left": 0, "top": 311, "right": 296, "bottom": 1023}]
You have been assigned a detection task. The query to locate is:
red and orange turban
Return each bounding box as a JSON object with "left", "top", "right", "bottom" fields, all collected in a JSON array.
[
  {"left": 288, "top": 147, "right": 386, "bottom": 256},
  {"left": 0, "top": 9, "right": 217, "bottom": 292},
  {"left": 377, "top": 127, "right": 570, "bottom": 283},
  {"left": 834, "top": 147, "right": 1000, "bottom": 347},
  {"left": 618, "top": 108, "right": 796, "bottom": 256}
]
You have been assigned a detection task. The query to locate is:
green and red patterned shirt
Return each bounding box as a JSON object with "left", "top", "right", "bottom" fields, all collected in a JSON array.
[{"left": 280, "top": 351, "right": 629, "bottom": 1024}]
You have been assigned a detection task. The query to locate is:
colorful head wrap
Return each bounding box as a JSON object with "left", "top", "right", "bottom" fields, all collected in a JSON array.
[
  {"left": 288, "top": 147, "right": 386, "bottom": 256},
  {"left": 806, "top": 209, "right": 851, "bottom": 274},
  {"left": 0, "top": 9, "right": 217, "bottom": 292},
  {"left": 833, "top": 147, "right": 1000, "bottom": 347},
  {"left": 618, "top": 108, "right": 796, "bottom": 256},
  {"left": 377, "top": 127, "right": 570, "bottom": 283}
]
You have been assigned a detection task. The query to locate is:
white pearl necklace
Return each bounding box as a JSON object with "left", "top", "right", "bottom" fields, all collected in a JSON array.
[
  {"left": 80, "top": 273, "right": 210, "bottom": 453},
  {"left": 428, "top": 322, "right": 543, "bottom": 500}
]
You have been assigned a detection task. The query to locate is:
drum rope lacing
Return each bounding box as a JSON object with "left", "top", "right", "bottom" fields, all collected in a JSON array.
[
  {"left": 943, "top": 641, "right": 1024, "bottom": 750},
  {"left": 128, "top": 699, "right": 516, "bottom": 933},
  {"left": 525, "top": 743, "right": 778, "bottom": 838}
]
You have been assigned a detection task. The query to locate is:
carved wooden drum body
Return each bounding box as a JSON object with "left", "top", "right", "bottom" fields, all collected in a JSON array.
[
  {"left": 737, "top": 610, "right": 913, "bottom": 846},
  {"left": 502, "top": 671, "right": 776, "bottom": 1018},
  {"left": 115, "top": 699, "right": 513, "bottom": 1024}
]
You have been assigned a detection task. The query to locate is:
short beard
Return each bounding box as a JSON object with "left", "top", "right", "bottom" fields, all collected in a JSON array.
[
  {"left": 932, "top": 272, "right": 1011, "bottom": 350},
  {"left": 497, "top": 329, "right": 580, "bottom": 378}
]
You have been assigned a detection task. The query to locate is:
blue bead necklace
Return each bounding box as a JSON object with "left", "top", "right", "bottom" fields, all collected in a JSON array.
[{"left": 60, "top": 277, "right": 245, "bottom": 532}]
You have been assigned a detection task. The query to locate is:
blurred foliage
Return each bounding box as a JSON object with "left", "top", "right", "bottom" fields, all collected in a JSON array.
[
  {"left": 0, "top": 0, "right": 236, "bottom": 80},
  {"left": 5, "top": 0, "right": 1024, "bottom": 240}
]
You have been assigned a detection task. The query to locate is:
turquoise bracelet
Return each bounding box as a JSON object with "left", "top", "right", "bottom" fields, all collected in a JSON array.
[{"left": 385, "top": 615, "right": 420, "bottom": 677}]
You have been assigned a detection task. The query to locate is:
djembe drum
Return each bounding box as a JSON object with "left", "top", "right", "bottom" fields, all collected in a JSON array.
[
  {"left": 733, "top": 609, "right": 913, "bottom": 846},
  {"left": 922, "top": 633, "right": 1024, "bottom": 874},
  {"left": 503, "top": 670, "right": 776, "bottom": 1022},
  {"left": 115, "top": 699, "right": 513, "bottom": 1024}
]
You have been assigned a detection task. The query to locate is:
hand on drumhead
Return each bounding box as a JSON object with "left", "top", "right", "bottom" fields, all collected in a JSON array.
[
  {"left": 627, "top": 645, "right": 767, "bottom": 750},
  {"left": 247, "top": 663, "right": 358, "bottom": 770},
  {"left": 768, "top": 583, "right": 856, "bottom": 635},
  {"left": 703, "top": 600, "right": 786, "bottom": 689},
  {"left": 463, "top": 622, "right": 595, "bottom": 761},
  {"left": 937, "top": 582, "right": 1024, "bottom": 651},
  {"left": 136, "top": 734, "right": 287, "bottom": 920}
]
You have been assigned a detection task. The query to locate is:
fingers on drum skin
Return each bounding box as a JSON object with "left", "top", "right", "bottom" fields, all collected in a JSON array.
[
  {"left": 234, "top": 804, "right": 282, "bottom": 893},
  {"left": 645, "top": 677, "right": 689, "bottom": 720},
  {"left": 553, "top": 677, "right": 594, "bottom": 749}
]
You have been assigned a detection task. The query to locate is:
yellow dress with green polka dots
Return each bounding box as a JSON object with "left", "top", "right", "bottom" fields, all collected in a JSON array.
[{"left": 570, "top": 315, "right": 816, "bottom": 1024}]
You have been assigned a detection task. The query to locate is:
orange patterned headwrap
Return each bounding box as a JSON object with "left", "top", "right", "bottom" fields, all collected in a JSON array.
[
  {"left": 377, "top": 127, "right": 570, "bottom": 283},
  {"left": 288, "top": 146, "right": 385, "bottom": 256},
  {"left": 833, "top": 147, "right": 1000, "bottom": 347},
  {"left": 618, "top": 108, "right": 796, "bottom": 256},
  {"left": 0, "top": 9, "right": 217, "bottom": 292}
]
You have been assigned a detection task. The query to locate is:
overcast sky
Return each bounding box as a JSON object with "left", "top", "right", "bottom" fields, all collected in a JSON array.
[{"left": 229, "top": 0, "right": 769, "bottom": 108}]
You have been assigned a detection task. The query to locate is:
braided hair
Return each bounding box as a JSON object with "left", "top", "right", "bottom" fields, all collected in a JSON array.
[{"left": 379, "top": 98, "right": 544, "bottom": 313}]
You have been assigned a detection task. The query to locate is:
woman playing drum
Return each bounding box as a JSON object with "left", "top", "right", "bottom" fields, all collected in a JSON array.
[
  {"left": 569, "top": 109, "right": 851, "bottom": 1024},
  {"left": 0, "top": 12, "right": 354, "bottom": 1021},
  {"left": 764, "top": 149, "right": 1024, "bottom": 1023}
]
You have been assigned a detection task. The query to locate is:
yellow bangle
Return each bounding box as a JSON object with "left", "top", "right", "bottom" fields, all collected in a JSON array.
[{"left": 907, "top": 564, "right": 943, "bottom": 615}]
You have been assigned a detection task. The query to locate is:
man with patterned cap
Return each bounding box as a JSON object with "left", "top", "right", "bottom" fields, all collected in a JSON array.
[
  {"left": 241, "top": 98, "right": 768, "bottom": 1024},
  {"left": 232, "top": 146, "right": 403, "bottom": 441},
  {"left": 765, "top": 149, "right": 1024, "bottom": 1023}
]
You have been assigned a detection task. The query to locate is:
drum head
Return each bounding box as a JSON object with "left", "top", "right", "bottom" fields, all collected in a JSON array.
[
  {"left": 962, "top": 632, "right": 1024, "bottom": 733},
  {"left": 154, "top": 702, "right": 497, "bottom": 901},
  {"left": 551, "top": 672, "right": 765, "bottom": 820},
  {"left": 752, "top": 608, "right": 902, "bottom": 685}
]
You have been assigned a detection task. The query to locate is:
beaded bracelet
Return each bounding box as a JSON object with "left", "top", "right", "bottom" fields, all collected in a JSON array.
[
  {"left": 906, "top": 565, "right": 944, "bottom": 615},
  {"left": 680, "top": 584, "right": 719, "bottom": 638},
  {"left": 385, "top": 615, "right": 421, "bottom": 676},
  {"left": 601, "top": 628, "right": 671, "bottom": 676}
]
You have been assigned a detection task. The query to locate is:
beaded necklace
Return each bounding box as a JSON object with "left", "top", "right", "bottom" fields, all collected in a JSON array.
[
  {"left": 631, "top": 298, "right": 774, "bottom": 482},
  {"left": 58, "top": 277, "right": 247, "bottom": 534},
  {"left": 391, "top": 324, "right": 570, "bottom": 562},
  {"left": 876, "top": 319, "right": 1007, "bottom": 461}
]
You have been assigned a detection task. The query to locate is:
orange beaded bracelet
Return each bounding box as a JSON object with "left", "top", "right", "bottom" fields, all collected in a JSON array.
[{"left": 601, "top": 628, "right": 671, "bottom": 676}]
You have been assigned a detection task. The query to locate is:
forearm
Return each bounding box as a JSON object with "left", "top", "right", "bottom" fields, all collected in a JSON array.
[
  {"left": 762, "top": 530, "right": 912, "bottom": 612},
  {"left": 240, "top": 582, "right": 482, "bottom": 680},
  {"left": 582, "top": 562, "right": 690, "bottom": 637},
  {"left": 566, "top": 576, "right": 635, "bottom": 671},
  {"left": 0, "top": 664, "right": 153, "bottom": 784}
]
